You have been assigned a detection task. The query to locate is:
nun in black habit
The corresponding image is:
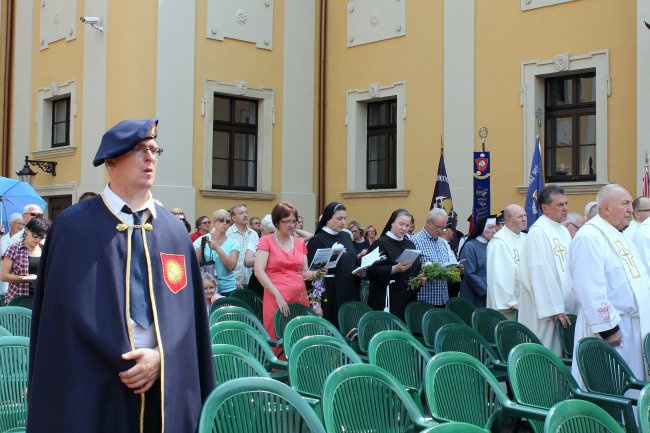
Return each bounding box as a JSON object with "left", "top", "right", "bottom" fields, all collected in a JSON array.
[
  {"left": 366, "top": 209, "right": 422, "bottom": 320},
  {"left": 307, "top": 202, "right": 360, "bottom": 327}
]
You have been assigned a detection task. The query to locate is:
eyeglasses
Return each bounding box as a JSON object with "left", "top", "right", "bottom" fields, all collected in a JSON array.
[
  {"left": 281, "top": 219, "right": 297, "bottom": 225},
  {"left": 217, "top": 219, "right": 231, "bottom": 224},
  {"left": 200, "top": 220, "right": 210, "bottom": 225},
  {"left": 30, "top": 232, "right": 45, "bottom": 240},
  {"left": 637, "top": 209, "right": 650, "bottom": 212},
  {"left": 24, "top": 212, "right": 42, "bottom": 217},
  {"left": 130, "top": 145, "right": 164, "bottom": 157},
  {"left": 567, "top": 222, "right": 582, "bottom": 230}
]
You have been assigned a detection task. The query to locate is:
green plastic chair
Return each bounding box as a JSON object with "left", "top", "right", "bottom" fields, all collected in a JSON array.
[
  {"left": 209, "top": 321, "right": 288, "bottom": 381},
  {"left": 405, "top": 301, "right": 436, "bottom": 338},
  {"left": 357, "top": 311, "right": 411, "bottom": 355},
  {"left": 445, "top": 297, "right": 476, "bottom": 326},
  {"left": 0, "top": 307, "right": 31, "bottom": 338},
  {"left": 368, "top": 330, "right": 431, "bottom": 411},
  {"left": 543, "top": 399, "right": 625, "bottom": 433},
  {"left": 425, "top": 351, "right": 547, "bottom": 431},
  {"left": 471, "top": 307, "right": 507, "bottom": 349},
  {"left": 209, "top": 305, "right": 279, "bottom": 347},
  {"left": 495, "top": 320, "right": 543, "bottom": 362},
  {"left": 576, "top": 337, "right": 648, "bottom": 402},
  {"left": 508, "top": 343, "right": 637, "bottom": 433},
  {"left": 420, "top": 423, "right": 489, "bottom": 433},
  {"left": 229, "top": 288, "right": 263, "bottom": 320},
  {"left": 283, "top": 315, "right": 346, "bottom": 360},
  {"left": 208, "top": 296, "right": 254, "bottom": 316},
  {"left": 643, "top": 334, "right": 650, "bottom": 369},
  {"left": 0, "top": 326, "right": 11, "bottom": 337},
  {"left": 434, "top": 323, "right": 507, "bottom": 381},
  {"left": 211, "top": 343, "right": 270, "bottom": 385},
  {"left": 421, "top": 309, "right": 464, "bottom": 350},
  {"left": 198, "top": 377, "right": 327, "bottom": 433},
  {"left": 337, "top": 301, "right": 372, "bottom": 337},
  {"left": 322, "top": 363, "right": 434, "bottom": 433},
  {"left": 555, "top": 313, "right": 577, "bottom": 358},
  {"left": 288, "top": 335, "right": 363, "bottom": 417},
  {"left": 5, "top": 297, "right": 33, "bottom": 310},
  {"left": 639, "top": 383, "right": 650, "bottom": 433},
  {"left": 0, "top": 336, "right": 30, "bottom": 433},
  {"left": 273, "top": 302, "right": 315, "bottom": 341}
]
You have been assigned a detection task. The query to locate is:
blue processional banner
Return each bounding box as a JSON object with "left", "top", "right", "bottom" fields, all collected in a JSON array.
[{"left": 472, "top": 151, "right": 491, "bottom": 225}]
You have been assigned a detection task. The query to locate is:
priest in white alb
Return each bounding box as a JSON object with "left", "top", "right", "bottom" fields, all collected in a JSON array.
[
  {"left": 570, "top": 184, "right": 649, "bottom": 382},
  {"left": 487, "top": 204, "right": 527, "bottom": 320},
  {"left": 518, "top": 184, "right": 576, "bottom": 356}
]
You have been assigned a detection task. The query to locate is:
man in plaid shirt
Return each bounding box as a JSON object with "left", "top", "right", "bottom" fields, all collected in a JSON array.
[{"left": 412, "top": 208, "right": 460, "bottom": 306}]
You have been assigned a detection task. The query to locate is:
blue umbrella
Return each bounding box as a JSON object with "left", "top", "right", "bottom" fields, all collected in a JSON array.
[{"left": 0, "top": 177, "right": 47, "bottom": 227}]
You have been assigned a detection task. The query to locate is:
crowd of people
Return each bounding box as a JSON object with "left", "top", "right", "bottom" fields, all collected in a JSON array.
[{"left": 9, "top": 116, "right": 648, "bottom": 432}]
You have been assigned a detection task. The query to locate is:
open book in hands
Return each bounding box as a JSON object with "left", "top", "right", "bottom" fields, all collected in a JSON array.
[
  {"left": 309, "top": 242, "right": 346, "bottom": 271},
  {"left": 351, "top": 247, "right": 386, "bottom": 275}
]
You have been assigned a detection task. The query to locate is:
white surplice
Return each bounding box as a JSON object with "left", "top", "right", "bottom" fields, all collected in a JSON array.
[
  {"left": 570, "top": 215, "right": 650, "bottom": 383},
  {"left": 632, "top": 218, "right": 650, "bottom": 277},
  {"left": 518, "top": 215, "right": 576, "bottom": 355},
  {"left": 624, "top": 219, "right": 640, "bottom": 242},
  {"left": 487, "top": 226, "right": 526, "bottom": 320}
]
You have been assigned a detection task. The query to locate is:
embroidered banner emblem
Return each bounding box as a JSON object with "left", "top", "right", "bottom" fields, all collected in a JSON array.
[{"left": 160, "top": 253, "right": 187, "bottom": 294}]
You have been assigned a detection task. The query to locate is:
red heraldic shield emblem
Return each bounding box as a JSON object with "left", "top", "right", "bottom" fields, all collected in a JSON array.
[{"left": 160, "top": 253, "right": 187, "bottom": 294}]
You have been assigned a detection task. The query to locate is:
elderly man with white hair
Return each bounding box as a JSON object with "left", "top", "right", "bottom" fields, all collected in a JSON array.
[
  {"left": 570, "top": 184, "right": 649, "bottom": 383},
  {"left": 624, "top": 196, "right": 650, "bottom": 241},
  {"left": 0, "top": 213, "right": 25, "bottom": 295},
  {"left": 411, "top": 207, "right": 458, "bottom": 307}
]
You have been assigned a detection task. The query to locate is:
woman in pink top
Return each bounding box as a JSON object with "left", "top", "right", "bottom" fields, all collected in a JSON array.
[{"left": 255, "top": 202, "right": 322, "bottom": 340}]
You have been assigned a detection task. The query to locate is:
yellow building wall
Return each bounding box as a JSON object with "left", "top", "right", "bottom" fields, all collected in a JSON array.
[
  {"left": 324, "top": 1, "right": 445, "bottom": 229},
  {"left": 192, "top": 0, "right": 290, "bottom": 220},
  {"left": 475, "top": 0, "right": 637, "bottom": 216}
]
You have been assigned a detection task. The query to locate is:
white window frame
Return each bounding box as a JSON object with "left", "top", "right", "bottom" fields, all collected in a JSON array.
[
  {"left": 34, "top": 80, "right": 77, "bottom": 159},
  {"left": 201, "top": 79, "right": 275, "bottom": 200},
  {"left": 344, "top": 81, "right": 408, "bottom": 197},
  {"left": 519, "top": 50, "right": 610, "bottom": 194}
]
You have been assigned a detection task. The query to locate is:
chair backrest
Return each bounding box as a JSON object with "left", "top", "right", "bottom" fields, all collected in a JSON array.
[
  {"left": 338, "top": 301, "right": 372, "bottom": 336},
  {"left": 445, "top": 297, "right": 477, "bottom": 326},
  {"left": 368, "top": 330, "right": 431, "bottom": 392},
  {"left": 209, "top": 305, "right": 271, "bottom": 339},
  {"left": 211, "top": 343, "right": 270, "bottom": 385},
  {"left": 208, "top": 296, "right": 254, "bottom": 316},
  {"left": 420, "top": 423, "right": 490, "bottom": 433},
  {"left": 576, "top": 337, "right": 638, "bottom": 396},
  {"left": 0, "top": 326, "right": 11, "bottom": 337},
  {"left": 209, "top": 321, "right": 279, "bottom": 368},
  {"left": 357, "top": 311, "right": 410, "bottom": 354},
  {"left": 198, "top": 377, "right": 326, "bottom": 433},
  {"left": 543, "top": 399, "right": 625, "bottom": 433},
  {"left": 322, "top": 363, "right": 428, "bottom": 433},
  {"left": 289, "top": 335, "right": 362, "bottom": 398},
  {"left": 404, "top": 301, "right": 436, "bottom": 336},
  {"left": 0, "top": 336, "right": 30, "bottom": 432},
  {"left": 639, "top": 383, "right": 650, "bottom": 433},
  {"left": 434, "top": 323, "right": 501, "bottom": 369},
  {"left": 494, "top": 320, "right": 543, "bottom": 362},
  {"left": 6, "top": 296, "right": 33, "bottom": 310},
  {"left": 644, "top": 333, "right": 650, "bottom": 372},
  {"left": 283, "top": 315, "right": 346, "bottom": 360},
  {"left": 0, "top": 307, "right": 32, "bottom": 338},
  {"left": 273, "top": 303, "right": 315, "bottom": 340},
  {"left": 422, "top": 309, "right": 464, "bottom": 348},
  {"left": 425, "top": 351, "right": 508, "bottom": 429},
  {"left": 471, "top": 308, "right": 507, "bottom": 345},
  {"left": 229, "top": 288, "right": 264, "bottom": 320},
  {"left": 555, "top": 313, "right": 577, "bottom": 358}
]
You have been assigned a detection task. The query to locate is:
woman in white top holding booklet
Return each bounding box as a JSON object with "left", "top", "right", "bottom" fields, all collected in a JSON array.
[
  {"left": 307, "top": 202, "right": 359, "bottom": 328},
  {"left": 365, "top": 209, "right": 421, "bottom": 320}
]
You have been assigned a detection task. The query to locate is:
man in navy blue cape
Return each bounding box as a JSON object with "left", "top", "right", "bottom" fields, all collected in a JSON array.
[{"left": 27, "top": 118, "right": 215, "bottom": 432}]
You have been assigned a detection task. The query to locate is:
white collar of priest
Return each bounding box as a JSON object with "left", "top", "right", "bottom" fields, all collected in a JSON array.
[
  {"left": 103, "top": 184, "right": 157, "bottom": 219},
  {"left": 386, "top": 231, "right": 404, "bottom": 241},
  {"left": 322, "top": 226, "right": 337, "bottom": 235}
]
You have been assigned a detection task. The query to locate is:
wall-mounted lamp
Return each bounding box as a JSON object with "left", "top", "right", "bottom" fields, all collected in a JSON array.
[
  {"left": 16, "top": 155, "right": 57, "bottom": 185},
  {"left": 80, "top": 16, "right": 103, "bottom": 32}
]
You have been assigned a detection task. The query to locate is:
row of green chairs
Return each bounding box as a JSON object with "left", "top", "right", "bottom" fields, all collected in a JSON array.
[
  {"left": 4, "top": 297, "right": 33, "bottom": 310},
  {"left": 0, "top": 337, "right": 30, "bottom": 433},
  {"left": 0, "top": 307, "right": 31, "bottom": 338},
  {"left": 208, "top": 288, "right": 263, "bottom": 320}
]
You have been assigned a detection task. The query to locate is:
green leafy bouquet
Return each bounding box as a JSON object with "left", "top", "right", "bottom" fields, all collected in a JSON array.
[{"left": 407, "top": 261, "right": 461, "bottom": 292}]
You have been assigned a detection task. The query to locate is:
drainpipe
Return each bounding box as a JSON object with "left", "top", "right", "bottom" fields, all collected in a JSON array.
[
  {"left": 2, "top": 0, "right": 14, "bottom": 177},
  {"left": 317, "top": 0, "right": 327, "bottom": 212}
]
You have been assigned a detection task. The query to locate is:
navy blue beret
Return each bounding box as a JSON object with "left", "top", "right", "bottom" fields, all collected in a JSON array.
[{"left": 93, "top": 118, "right": 158, "bottom": 167}]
